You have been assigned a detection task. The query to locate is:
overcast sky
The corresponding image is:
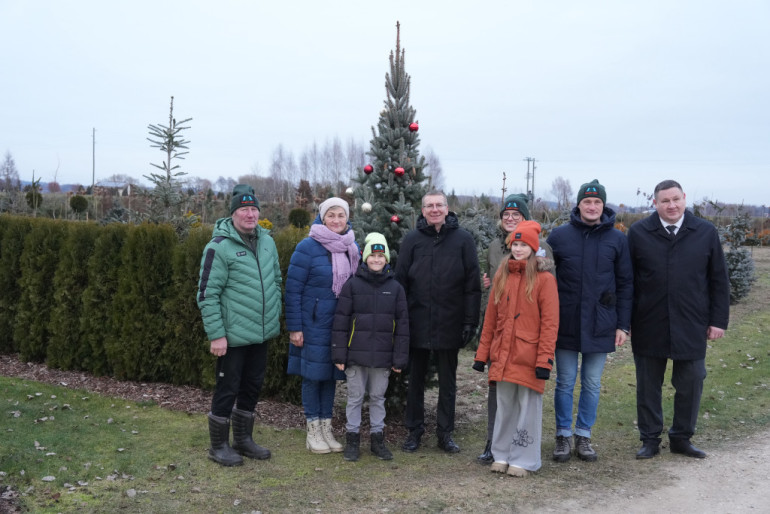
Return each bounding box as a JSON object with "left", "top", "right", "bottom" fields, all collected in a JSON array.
[{"left": 1, "top": 0, "right": 768, "bottom": 207}]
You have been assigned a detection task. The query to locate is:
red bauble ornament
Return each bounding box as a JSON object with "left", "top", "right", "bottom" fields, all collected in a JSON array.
[
  {"left": 394, "top": 167, "right": 405, "bottom": 177},
  {"left": 390, "top": 215, "right": 401, "bottom": 223},
  {"left": 409, "top": 122, "right": 419, "bottom": 132},
  {"left": 363, "top": 164, "right": 374, "bottom": 174}
]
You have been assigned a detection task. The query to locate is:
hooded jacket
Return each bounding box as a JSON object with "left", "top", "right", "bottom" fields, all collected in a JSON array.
[
  {"left": 628, "top": 210, "right": 730, "bottom": 360},
  {"left": 475, "top": 258, "right": 559, "bottom": 394},
  {"left": 395, "top": 212, "right": 481, "bottom": 350},
  {"left": 546, "top": 206, "right": 633, "bottom": 353},
  {"left": 197, "top": 217, "right": 282, "bottom": 346},
  {"left": 330, "top": 263, "right": 410, "bottom": 370},
  {"left": 285, "top": 216, "right": 355, "bottom": 381}
]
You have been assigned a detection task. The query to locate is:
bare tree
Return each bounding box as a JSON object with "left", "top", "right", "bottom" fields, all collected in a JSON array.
[
  {"left": 423, "top": 147, "right": 444, "bottom": 191},
  {"left": 551, "top": 176, "right": 573, "bottom": 210},
  {"left": 1, "top": 151, "right": 21, "bottom": 191}
]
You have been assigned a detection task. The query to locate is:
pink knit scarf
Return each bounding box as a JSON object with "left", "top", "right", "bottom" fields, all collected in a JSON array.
[{"left": 309, "top": 224, "right": 359, "bottom": 297}]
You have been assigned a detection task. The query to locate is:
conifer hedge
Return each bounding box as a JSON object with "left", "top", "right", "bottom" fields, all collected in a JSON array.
[
  {"left": 47, "top": 222, "right": 99, "bottom": 369},
  {"left": 0, "top": 215, "right": 307, "bottom": 404},
  {"left": 0, "top": 216, "right": 32, "bottom": 353},
  {"left": 79, "top": 223, "right": 129, "bottom": 376},
  {"left": 15, "top": 219, "right": 66, "bottom": 361}
]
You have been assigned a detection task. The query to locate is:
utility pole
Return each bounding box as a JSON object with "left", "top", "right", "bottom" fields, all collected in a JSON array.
[
  {"left": 523, "top": 157, "right": 536, "bottom": 202},
  {"left": 91, "top": 128, "right": 96, "bottom": 193},
  {"left": 501, "top": 172, "right": 507, "bottom": 205}
]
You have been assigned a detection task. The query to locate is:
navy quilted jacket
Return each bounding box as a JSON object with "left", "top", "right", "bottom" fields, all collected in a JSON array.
[{"left": 331, "top": 263, "right": 410, "bottom": 370}]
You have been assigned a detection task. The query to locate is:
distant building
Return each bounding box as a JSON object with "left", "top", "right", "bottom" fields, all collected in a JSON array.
[{"left": 94, "top": 181, "right": 133, "bottom": 197}]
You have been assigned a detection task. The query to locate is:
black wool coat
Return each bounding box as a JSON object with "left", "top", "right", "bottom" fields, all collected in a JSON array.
[
  {"left": 395, "top": 212, "right": 481, "bottom": 350},
  {"left": 330, "top": 263, "right": 410, "bottom": 370},
  {"left": 628, "top": 210, "right": 730, "bottom": 360}
]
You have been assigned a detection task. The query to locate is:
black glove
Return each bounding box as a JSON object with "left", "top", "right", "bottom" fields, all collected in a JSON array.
[
  {"left": 472, "top": 361, "right": 485, "bottom": 373},
  {"left": 461, "top": 324, "right": 476, "bottom": 348},
  {"left": 535, "top": 367, "right": 551, "bottom": 380}
]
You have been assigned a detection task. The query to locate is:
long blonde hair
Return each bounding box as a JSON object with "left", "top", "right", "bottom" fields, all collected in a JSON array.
[{"left": 491, "top": 251, "right": 539, "bottom": 304}]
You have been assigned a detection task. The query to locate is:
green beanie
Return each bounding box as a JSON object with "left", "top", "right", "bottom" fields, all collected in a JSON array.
[
  {"left": 230, "top": 184, "right": 260, "bottom": 214},
  {"left": 362, "top": 232, "right": 390, "bottom": 263},
  {"left": 500, "top": 194, "right": 532, "bottom": 220},
  {"left": 577, "top": 179, "right": 606, "bottom": 205}
]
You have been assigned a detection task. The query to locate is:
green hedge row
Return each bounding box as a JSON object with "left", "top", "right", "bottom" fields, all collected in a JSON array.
[{"left": 0, "top": 215, "right": 306, "bottom": 403}]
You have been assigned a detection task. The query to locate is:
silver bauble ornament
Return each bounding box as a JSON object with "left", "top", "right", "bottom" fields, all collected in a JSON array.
[{"left": 361, "top": 202, "right": 373, "bottom": 213}]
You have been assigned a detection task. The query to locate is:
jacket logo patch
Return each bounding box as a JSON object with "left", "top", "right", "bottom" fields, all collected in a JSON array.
[
  {"left": 236, "top": 251, "right": 247, "bottom": 257},
  {"left": 381, "top": 291, "right": 392, "bottom": 295}
]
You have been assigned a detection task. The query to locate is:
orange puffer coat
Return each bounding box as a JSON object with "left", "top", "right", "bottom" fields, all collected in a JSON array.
[{"left": 475, "top": 257, "right": 559, "bottom": 394}]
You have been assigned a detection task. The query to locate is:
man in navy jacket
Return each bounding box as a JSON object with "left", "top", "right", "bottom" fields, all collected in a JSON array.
[
  {"left": 628, "top": 180, "right": 730, "bottom": 460},
  {"left": 547, "top": 179, "right": 633, "bottom": 463}
]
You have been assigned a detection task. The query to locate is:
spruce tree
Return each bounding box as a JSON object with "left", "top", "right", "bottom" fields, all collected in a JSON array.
[
  {"left": 352, "top": 22, "right": 427, "bottom": 264},
  {"left": 723, "top": 209, "right": 756, "bottom": 303}
]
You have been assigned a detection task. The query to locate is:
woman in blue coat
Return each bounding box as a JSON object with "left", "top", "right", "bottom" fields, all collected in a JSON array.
[{"left": 285, "top": 198, "right": 359, "bottom": 454}]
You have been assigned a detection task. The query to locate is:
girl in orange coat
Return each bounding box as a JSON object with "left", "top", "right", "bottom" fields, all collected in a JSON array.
[{"left": 473, "top": 220, "right": 559, "bottom": 476}]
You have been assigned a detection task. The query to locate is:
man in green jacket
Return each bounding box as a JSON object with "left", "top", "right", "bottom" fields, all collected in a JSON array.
[{"left": 197, "top": 184, "right": 282, "bottom": 466}]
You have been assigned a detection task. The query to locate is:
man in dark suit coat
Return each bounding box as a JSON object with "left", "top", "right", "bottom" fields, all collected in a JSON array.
[{"left": 628, "top": 180, "right": 730, "bottom": 460}]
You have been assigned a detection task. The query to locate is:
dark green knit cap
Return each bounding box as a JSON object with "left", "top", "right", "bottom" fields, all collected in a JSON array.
[
  {"left": 230, "top": 184, "right": 260, "bottom": 214},
  {"left": 500, "top": 194, "right": 532, "bottom": 220},
  {"left": 577, "top": 179, "right": 606, "bottom": 205}
]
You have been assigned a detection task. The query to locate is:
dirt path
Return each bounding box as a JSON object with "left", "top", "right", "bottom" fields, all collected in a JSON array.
[{"left": 540, "top": 430, "right": 770, "bottom": 513}]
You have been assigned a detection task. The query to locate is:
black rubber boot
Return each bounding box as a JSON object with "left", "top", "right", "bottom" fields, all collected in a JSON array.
[
  {"left": 343, "top": 432, "right": 360, "bottom": 462},
  {"left": 370, "top": 432, "right": 393, "bottom": 460},
  {"left": 231, "top": 408, "right": 271, "bottom": 460},
  {"left": 207, "top": 413, "right": 243, "bottom": 467},
  {"left": 477, "top": 439, "right": 493, "bottom": 464}
]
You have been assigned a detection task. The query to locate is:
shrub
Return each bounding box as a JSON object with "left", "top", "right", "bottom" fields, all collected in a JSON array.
[
  {"left": 0, "top": 216, "right": 32, "bottom": 352},
  {"left": 47, "top": 222, "right": 99, "bottom": 369},
  {"left": 159, "top": 226, "right": 216, "bottom": 388},
  {"left": 106, "top": 223, "right": 176, "bottom": 380},
  {"left": 288, "top": 208, "right": 311, "bottom": 228},
  {"left": 69, "top": 195, "right": 89, "bottom": 215},
  {"left": 15, "top": 219, "right": 67, "bottom": 361},
  {"left": 80, "top": 223, "right": 129, "bottom": 376}
]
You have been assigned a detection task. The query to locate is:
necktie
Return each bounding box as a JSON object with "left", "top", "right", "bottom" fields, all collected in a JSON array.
[{"left": 666, "top": 225, "right": 677, "bottom": 237}]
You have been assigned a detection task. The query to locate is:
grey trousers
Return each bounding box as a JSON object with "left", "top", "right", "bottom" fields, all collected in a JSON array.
[
  {"left": 344, "top": 365, "right": 391, "bottom": 434},
  {"left": 491, "top": 381, "right": 543, "bottom": 472}
]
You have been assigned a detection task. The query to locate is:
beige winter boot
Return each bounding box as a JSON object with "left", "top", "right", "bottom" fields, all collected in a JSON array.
[
  {"left": 306, "top": 419, "right": 331, "bottom": 454},
  {"left": 320, "top": 418, "right": 343, "bottom": 453}
]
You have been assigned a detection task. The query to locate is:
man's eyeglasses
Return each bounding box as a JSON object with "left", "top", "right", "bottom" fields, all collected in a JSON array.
[
  {"left": 423, "top": 203, "right": 446, "bottom": 210},
  {"left": 502, "top": 211, "right": 523, "bottom": 220}
]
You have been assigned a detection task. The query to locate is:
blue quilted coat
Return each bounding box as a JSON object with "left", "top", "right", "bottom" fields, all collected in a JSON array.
[{"left": 285, "top": 218, "right": 355, "bottom": 381}]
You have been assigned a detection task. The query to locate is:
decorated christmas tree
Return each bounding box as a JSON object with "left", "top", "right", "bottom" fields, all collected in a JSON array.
[{"left": 352, "top": 21, "right": 428, "bottom": 264}]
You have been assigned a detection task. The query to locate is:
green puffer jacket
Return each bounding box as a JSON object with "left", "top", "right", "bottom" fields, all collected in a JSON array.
[{"left": 197, "top": 218, "right": 282, "bottom": 346}]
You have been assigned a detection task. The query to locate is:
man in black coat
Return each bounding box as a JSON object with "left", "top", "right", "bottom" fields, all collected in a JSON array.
[
  {"left": 628, "top": 180, "right": 730, "bottom": 460},
  {"left": 395, "top": 190, "right": 481, "bottom": 453}
]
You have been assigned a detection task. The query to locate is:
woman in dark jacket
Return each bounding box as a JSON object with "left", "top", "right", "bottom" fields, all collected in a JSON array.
[{"left": 285, "top": 198, "right": 359, "bottom": 454}]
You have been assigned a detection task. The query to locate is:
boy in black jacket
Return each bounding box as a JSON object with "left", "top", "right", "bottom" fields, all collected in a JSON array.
[{"left": 331, "top": 233, "right": 410, "bottom": 461}]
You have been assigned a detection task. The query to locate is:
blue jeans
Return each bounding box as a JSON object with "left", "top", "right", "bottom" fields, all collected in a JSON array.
[
  {"left": 554, "top": 349, "right": 607, "bottom": 438},
  {"left": 302, "top": 378, "right": 336, "bottom": 421}
]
